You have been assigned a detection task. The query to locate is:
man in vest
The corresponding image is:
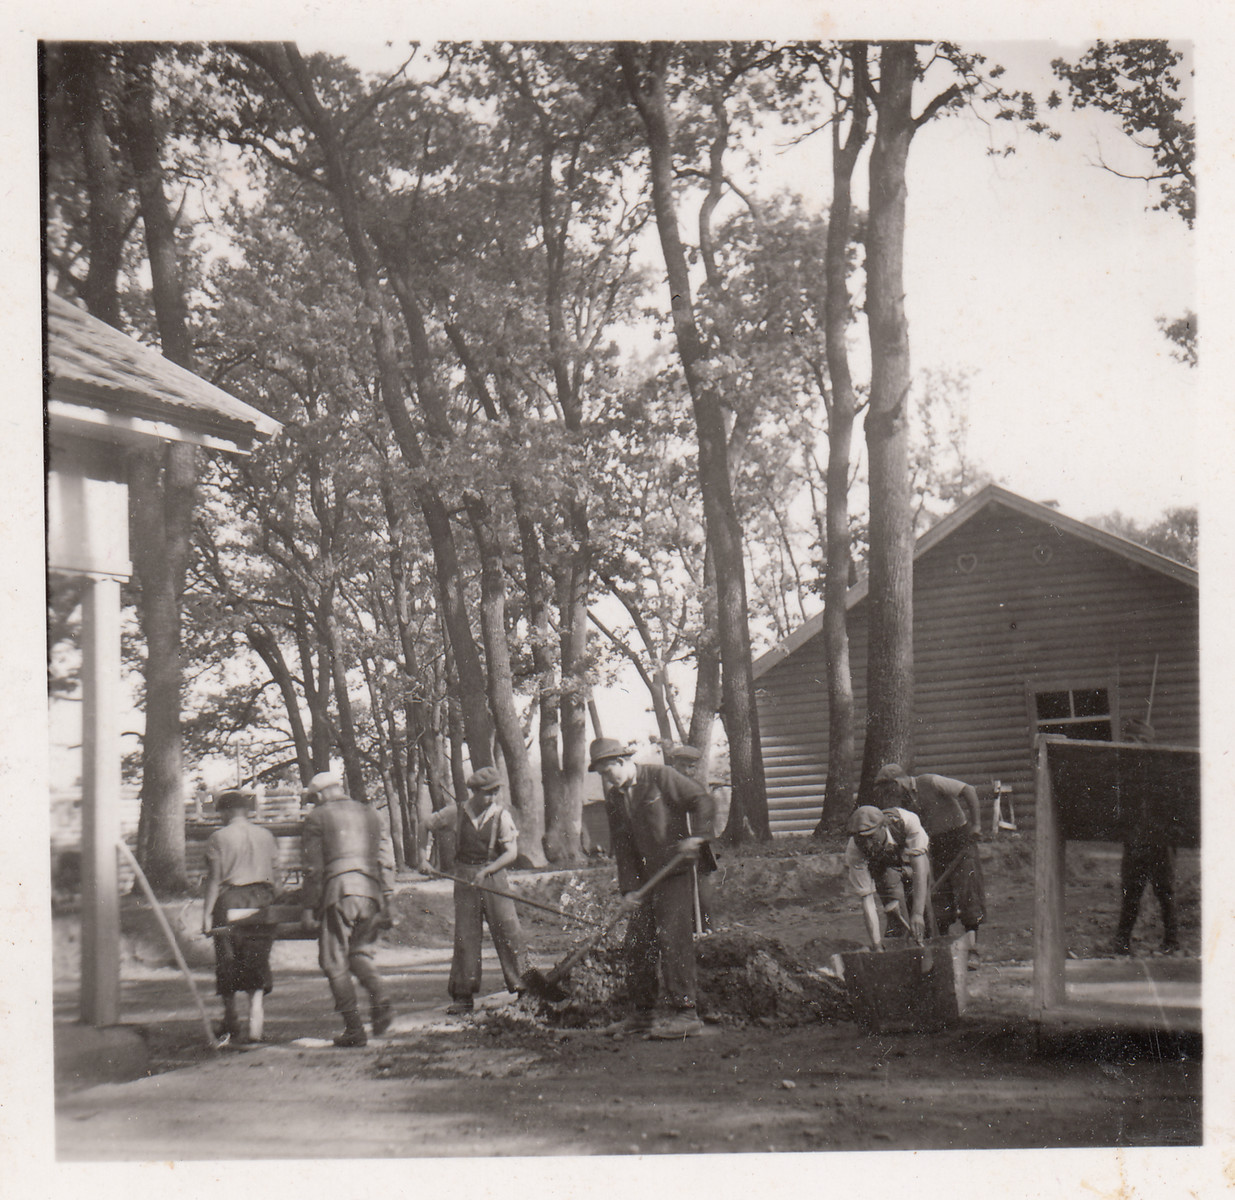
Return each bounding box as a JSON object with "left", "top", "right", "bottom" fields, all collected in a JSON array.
[
  {"left": 300, "top": 771, "right": 395, "bottom": 1047},
  {"left": 844, "top": 804, "right": 930, "bottom": 950},
  {"left": 590, "top": 737, "right": 716, "bottom": 1039},
  {"left": 201, "top": 788, "right": 279, "bottom": 1043},
  {"left": 873, "top": 763, "right": 986, "bottom": 968},
  {"left": 420, "top": 766, "right": 526, "bottom": 1015}
]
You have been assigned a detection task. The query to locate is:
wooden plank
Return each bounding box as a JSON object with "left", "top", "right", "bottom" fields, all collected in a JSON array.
[{"left": 1033, "top": 737, "right": 1066, "bottom": 1012}]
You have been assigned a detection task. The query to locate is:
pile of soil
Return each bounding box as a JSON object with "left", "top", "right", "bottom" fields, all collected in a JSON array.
[{"left": 503, "top": 923, "right": 849, "bottom": 1031}]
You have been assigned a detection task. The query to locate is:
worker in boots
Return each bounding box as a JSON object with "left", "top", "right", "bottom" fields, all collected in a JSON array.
[
  {"left": 844, "top": 805, "right": 930, "bottom": 951},
  {"left": 300, "top": 772, "right": 395, "bottom": 1047},
  {"left": 874, "top": 763, "right": 986, "bottom": 969},
  {"left": 420, "top": 766, "right": 526, "bottom": 1016},
  {"left": 201, "top": 788, "right": 278, "bottom": 1043},
  {"left": 590, "top": 738, "right": 716, "bottom": 1040}
]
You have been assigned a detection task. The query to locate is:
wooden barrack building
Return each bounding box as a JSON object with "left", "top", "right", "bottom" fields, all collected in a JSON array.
[{"left": 752, "top": 485, "right": 1199, "bottom": 835}]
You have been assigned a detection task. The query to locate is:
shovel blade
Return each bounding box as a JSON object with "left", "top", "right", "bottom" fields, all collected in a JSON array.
[{"left": 520, "top": 967, "right": 570, "bottom": 1003}]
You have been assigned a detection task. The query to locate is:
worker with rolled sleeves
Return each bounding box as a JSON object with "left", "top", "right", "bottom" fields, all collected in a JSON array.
[
  {"left": 874, "top": 763, "right": 986, "bottom": 968},
  {"left": 300, "top": 771, "right": 395, "bottom": 1047},
  {"left": 419, "top": 766, "right": 526, "bottom": 1016},
  {"left": 589, "top": 737, "right": 717, "bottom": 1039},
  {"left": 201, "top": 787, "right": 279, "bottom": 1043},
  {"left": 845, "top": 805, "right": 930, "bottom": 950}
]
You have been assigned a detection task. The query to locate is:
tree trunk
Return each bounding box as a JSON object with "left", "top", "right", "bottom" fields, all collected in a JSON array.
[
  {"left": 322, "top": 606, "right": 366, "bottom": 802},
  {"left": 618, "top": 44, "right": 769, "bottom": 840},
  {"left": 247, "top": 622, "right": 312, "bottom": 783},
  {"left": 688, "top": 543, "right": 721, "bottom": 782},
  {"left": 292, "top": 594, "right": 334, "bottom": 772},
  {"left": 55, "top": 43, "right": 130, "bottom": 325},
  {"left": 466, "top": 497, "right": 546, "bottom": 866},
  {"left": 253, "top": 42, "right": 497, "bottom": 771},
  {"left": 814, "top": 43, "right": 868, "bottom": 835},
  {"left": 860, "top": 42, "right": 917, "bottom": 798},
  {"left": 120, "top": 47, "right": 198, "bottom": 894}
]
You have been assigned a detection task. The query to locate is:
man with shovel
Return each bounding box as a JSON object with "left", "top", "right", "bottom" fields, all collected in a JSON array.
[
  {"left": 419, "top": 766, "right": 526, "bottom": 1015},
  {"left": 845, "top": 804, "right": 930, "bottom": 951},
  {"left": 589, "top": 738, "right": 716, "bottom": 1039},
  {"left": 874, "top": 764, "right": 986, "bottom": 969}
]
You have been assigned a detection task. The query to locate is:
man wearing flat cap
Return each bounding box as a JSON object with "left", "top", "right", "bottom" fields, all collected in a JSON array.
[
  {"left": 201, "top": 788, "right": 279, "bottom": 1042},
  {"left": 589, "top": 737, "right": 716, "bottom": 1039},
  {"left": 420, "top": 766, "right": 526, "bottom": 1015},
  {"left": 873, "top": 763, "right": 986, "bottom": 967},
  {"left": 301, "top": 771, "right": 395, "bottom": 1045},
  {"left": 844, "top": 803, "right": 930, "bottom": 951}
]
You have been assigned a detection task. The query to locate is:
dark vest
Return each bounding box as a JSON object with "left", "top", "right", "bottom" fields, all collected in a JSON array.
[{"left": 455, "top": 806, "right": 502, "bottom": 865}]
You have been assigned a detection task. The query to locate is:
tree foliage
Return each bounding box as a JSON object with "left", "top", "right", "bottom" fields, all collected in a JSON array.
[{"left": 1051, "top": 40, "right": 1194, "bottom": 228}]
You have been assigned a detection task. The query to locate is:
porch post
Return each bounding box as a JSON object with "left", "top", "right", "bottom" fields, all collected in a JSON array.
[{"left": 80, "top": 572, "right": 122, "bottom": 1027}]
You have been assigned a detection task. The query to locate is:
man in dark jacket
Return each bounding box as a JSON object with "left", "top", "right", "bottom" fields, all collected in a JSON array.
[
  {"left": 589, "top": 738, "right": 716, "bottom": 1039},
  {"left": 300, "top": 772, "right": 395, "bottom": 1046}
]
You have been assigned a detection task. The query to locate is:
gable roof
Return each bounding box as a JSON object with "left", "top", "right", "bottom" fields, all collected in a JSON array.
[
  {"left": 46, "top": 292, "right": 281, "bottom": 451},
  {"left": 752, "top": 484, "right": 1197, "bottom": 679}
]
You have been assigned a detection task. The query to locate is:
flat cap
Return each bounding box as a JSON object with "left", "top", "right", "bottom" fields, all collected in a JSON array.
[
  {"left": 588, "top": 737, "right": 632, "bottom": 771},
  {"left": 303, "top": 771, "right": 343, "bottom": 797},
  {"left": 666, "top": 744, "right": 702, "bottom": 763},
  {"left": 874, "top": 763, "right": 909, "bottom": 786},
  {"left": 848, "top": 805, "right": 887, "bottom": 835},
  {"left": 215, "top": 788, "right": 254, "bottom": 811},
  {"left": 466, "top": 766, "right": 502, "bottom": 792}
]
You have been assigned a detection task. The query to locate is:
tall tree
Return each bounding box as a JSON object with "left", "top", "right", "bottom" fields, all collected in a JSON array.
[
  {"left": 856, "top": 42, "right": 1051, "bottom": 799},
  {"left": 616, "top": 42, "right": 771, "bottom": 841}
]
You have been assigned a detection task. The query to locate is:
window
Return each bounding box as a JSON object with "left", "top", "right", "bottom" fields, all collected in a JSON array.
[{"left": 1033, "top": 687, "right": 1113, "bottom": 741}]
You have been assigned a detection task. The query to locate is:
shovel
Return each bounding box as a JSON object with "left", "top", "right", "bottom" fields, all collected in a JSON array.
[
  {"left": 421, "top": 866, "right": 605, "bottom": 930},
  {"left": 521, "top": 850, "right": 692, "bottom": 1002}
]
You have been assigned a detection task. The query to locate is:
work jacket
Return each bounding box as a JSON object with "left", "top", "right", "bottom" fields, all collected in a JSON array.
[
  {"left": 604, "top": 763, "right": 716, "bottom": 895},
  {"left": 302, "top": 797, "right": 394, "bottom": 913}
]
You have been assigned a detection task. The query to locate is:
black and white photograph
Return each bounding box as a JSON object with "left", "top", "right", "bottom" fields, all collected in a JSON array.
[{"left": 5, "top": 3, "right": 1231, "bottom": 1195}]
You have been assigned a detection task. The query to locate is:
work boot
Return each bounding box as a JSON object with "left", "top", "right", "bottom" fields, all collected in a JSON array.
[
  {"left": 334, "top": 1009, "right": 368, "bottom": 1047},
  {"left": 445, "top": 997, "right": 474, "bottom": 1016},
  {"left": 371, "top": 1001, "right": 394, "bottom": 1036},
  {"left": 603, "top": 1010, "right": 654, "bottom": 1036},
  {"left": 1111, "top": 934, "right": 1132, "bottom": 956},
  {"left": 646, "top": 1009, "right": 705, "bottom": 1040}
]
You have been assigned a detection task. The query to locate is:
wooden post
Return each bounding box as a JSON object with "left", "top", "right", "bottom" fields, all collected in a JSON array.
[
  {"left": 80, "top": 573, "right": 122, "bottom": 1027},
  {"left": 1032, "top": 737, "right": 1066, "bottom": 1013}
]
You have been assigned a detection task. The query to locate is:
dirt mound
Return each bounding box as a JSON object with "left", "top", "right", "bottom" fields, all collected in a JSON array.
[{"left": 507, "top": 926, "right": 850, "bottom": 1031}]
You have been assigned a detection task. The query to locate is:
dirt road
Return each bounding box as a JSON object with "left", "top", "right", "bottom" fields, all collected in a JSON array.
[{"left": 52, "top": 839, "right": 1202, "bottom": 1160}]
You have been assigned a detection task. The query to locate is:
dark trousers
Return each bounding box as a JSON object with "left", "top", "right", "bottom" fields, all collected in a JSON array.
[
  {"left": 212, "top": 883, "right": 275, "bottom": 997},
  {"left": 624, "top": 869, "right": 697, "bottom": 1011},
  {"left": 930, "top": 828, "right": 986, "bottom": 934},
  {"left": 449, "top": 864, "right": 525, "bottom": 999},
  {"left": 1117, "top": 842, "right": 1178, "bottom": 946},
  {"left": 873, "top": 865, "right": 915, "bottom": 936},
  {"left": 319, "top": 894, "right": 384, "bottom": 1012}
]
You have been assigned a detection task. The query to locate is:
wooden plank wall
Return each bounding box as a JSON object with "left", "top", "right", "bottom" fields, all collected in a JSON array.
[{"left": 757, "top": 503, "right": 1199, "bottom": 836}]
